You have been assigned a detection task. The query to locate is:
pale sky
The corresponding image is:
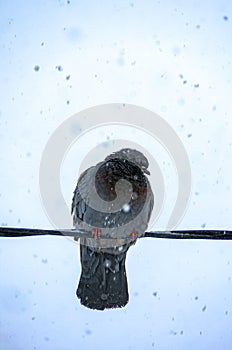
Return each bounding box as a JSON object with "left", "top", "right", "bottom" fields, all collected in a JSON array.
[{"left": 0, "top": 1, "right": 232, "bottom": 349}]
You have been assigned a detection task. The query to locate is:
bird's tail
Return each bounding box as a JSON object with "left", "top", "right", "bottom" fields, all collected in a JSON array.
[{"left": 76, "top": 244, "right": 129, "bottom": 310}]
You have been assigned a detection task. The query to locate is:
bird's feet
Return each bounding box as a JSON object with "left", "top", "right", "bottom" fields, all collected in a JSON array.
[
  {"left": 92, "top": 228, "right": 101, "bottom": 239},
  {"left": 131, "top": 231, "right": 139, "bottom": 241}
]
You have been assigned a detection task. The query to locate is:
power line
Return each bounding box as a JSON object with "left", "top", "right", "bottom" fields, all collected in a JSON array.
[{"left": 0, "top": 227, "right": 232, "bottom": 240}]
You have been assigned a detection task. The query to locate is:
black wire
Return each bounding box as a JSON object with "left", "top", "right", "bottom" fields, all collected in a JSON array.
[{"left": 0, "top": 227, "right": 232, "bottom": 240}]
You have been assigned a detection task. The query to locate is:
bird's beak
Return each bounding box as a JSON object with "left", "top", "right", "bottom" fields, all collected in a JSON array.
[{"left": 142, "top": 166, "right": 150, "bottom": 175}]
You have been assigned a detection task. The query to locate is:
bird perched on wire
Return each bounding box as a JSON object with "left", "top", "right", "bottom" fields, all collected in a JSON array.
[{"left": 72, "top": 148, "right": 154, "bottom": 310}]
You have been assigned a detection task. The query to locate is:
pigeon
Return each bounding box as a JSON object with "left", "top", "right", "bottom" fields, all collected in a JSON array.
[{"left": 72, "top": 148, "right": 154, "bottom": 310}]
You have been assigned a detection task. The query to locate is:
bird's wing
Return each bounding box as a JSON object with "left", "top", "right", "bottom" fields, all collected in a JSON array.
[{"left": 71, "top": 166, "right": 94, "bottom": 226}]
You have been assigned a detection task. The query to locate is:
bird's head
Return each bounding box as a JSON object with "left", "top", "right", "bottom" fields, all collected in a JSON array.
[{"left": 105, "top": 148, "right": 150, "bottom": 175}]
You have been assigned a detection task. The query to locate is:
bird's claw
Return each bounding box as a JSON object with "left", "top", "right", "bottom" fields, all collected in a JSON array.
[
  {"left": 92, "top": 228, "right": 101, "bottom": 239},
  {"left": 131, "top": 231, "right": 139, "bottom": 241}
]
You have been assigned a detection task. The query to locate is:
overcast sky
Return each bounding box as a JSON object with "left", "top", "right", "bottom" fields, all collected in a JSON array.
[{"left": 1, "top": 1, "right": 232, "bottom": 349}]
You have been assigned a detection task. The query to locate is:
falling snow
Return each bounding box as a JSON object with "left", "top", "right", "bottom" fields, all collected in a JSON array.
[{"left": 122, "top": 203, "right": 131, "bottom": 213}]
